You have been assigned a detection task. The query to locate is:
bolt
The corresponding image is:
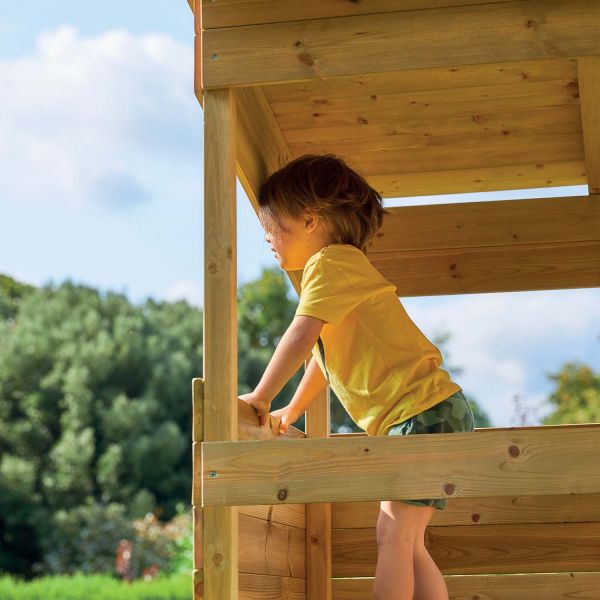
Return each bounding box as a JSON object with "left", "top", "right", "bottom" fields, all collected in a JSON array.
[{"left": 209, "top": 471, "right": 217, "bottom": 478}]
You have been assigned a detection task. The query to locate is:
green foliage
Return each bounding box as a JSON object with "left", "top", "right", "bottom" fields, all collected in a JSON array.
[
  {"left": 0, "top": 573, "right": 190, "bottom": 600},
  {"left": 0, "top": 276, "right": 202, "bottom": 575},
  {"left": 542, "top": 361, "right": 600, "bottom": 425}
]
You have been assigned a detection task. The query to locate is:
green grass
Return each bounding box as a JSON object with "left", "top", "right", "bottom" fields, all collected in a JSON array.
[{"left": 0, "top": 573, "right": 191, "bottom": 600}]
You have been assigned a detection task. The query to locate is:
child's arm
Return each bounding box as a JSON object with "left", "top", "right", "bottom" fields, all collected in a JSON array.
[
  {"left": 288, "top": 354, "right": 329, "bottom": 421},
  {"left": 243, "top": 316, "right": 324, "bottom": 425}
]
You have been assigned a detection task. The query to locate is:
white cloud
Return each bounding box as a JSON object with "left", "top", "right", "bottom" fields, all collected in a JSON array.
[
  {"left": 0, "top": 25, "right": 198, "bottom": 210},
  {"left": 403, "top": 289, "right": 600, "bottom": 426},
  {"left": 164, "top": 278, "right": 203, "bottom": 308}
]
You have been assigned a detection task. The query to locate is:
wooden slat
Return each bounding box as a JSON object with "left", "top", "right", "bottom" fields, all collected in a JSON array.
[
  {"left": 332, "top": 493, "right": 600, "bottom": 528},
  {"left": 367, "top": 160, "right": 586, "bottom": 197},
  {"left": 239, "top": 573, "right": 306, "bottom": 599},
  {"left": 238, "top": 513, "right": 306, "bottom": 577},
  {"left": 200, "top": 0, "right": 523, "bottom": 29},
  {"left": 332, "top": 572, "right": 600, "bottom": 600},
  {"left": 332, "top": 522, "right": 600, "bottom": 576},
  {"left": 233, "top": 86, "right": 292, "bottom": 211},
  {"left": 577, "top": 56, "right": 600, "bottom": 194},
  {"left": 305, "top": 359, "right": 332, "bottom": 600},
  {"left": 199, "top": 1, "right": 600, "bottom": 89},
  {"left": 199, "top": 424, "right": 600, "bottom": 506},
  {"left": 365, "top": 195, "right": 600, "bottom": 296},
  {"left": 201, "top": 86, "right": 238, "bottom": 599}
]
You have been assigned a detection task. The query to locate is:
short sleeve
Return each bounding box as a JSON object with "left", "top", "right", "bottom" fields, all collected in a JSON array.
[{"left": 294, "top": 256, "right": 363, "bottom": 326}]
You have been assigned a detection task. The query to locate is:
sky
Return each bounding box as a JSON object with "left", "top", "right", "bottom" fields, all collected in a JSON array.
[{"left": 1, "top": 2, "right": 599, "bottom": 428}]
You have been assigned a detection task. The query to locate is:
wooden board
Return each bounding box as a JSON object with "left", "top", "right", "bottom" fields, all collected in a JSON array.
[
  {"left": 332, "top": 493, "right": 600, "bottom": 528},
  {"left": 198, "top": 424, "right": 600, "bottom": 506},
  {"left": 332, "top": 572, "right": 600, "bottom": 600},
  {"left": 199, "top": 1, "right": 600, "bottom": 88},
  {"left": 332, "top": 522, "right": 600, "bottom": 576}
]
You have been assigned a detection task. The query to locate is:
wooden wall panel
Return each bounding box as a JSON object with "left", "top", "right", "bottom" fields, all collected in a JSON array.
[
  {"left": 332, "top": 522, "right": 600, "bottom": 576},
  {"left": 199, "top": 1, "right": 600, "bottom": 88},
  {"left": 199, "top": 424, "right": 600, "bottom": 506},
  {"left": 332, "top": 572, "right": 600, "bottom": 600}
]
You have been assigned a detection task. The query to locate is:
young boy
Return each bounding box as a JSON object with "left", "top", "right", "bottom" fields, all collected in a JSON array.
[{"left": 239, "top": 153, "right": 475, "bottom": 600}]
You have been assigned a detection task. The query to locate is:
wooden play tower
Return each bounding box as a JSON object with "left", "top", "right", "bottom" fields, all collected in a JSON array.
[{"left": 187, "top": 1, "right": 600, "bottom": 598}]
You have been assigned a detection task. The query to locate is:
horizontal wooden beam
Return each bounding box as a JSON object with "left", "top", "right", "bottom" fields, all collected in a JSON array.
[
  {"left": 333, "top": 522, "right": 600, "bottom": 576},
  {"left": 368, "top": 195, "right": 600, "bottom": 296},
  {"left": 332, "top": 572, "right": 600, "bottom": 599},
  {"left": 199, "top": 0, "right": 522, "bottom": 29},
  {"left": 198, "top": 0, "right": 600, "bottom": 89},
  {"left": 196, "top": 424, "right": 600, "bottom": 506},
  {"left": 332, "top": 492, "right": 600, "bottom": 528}
]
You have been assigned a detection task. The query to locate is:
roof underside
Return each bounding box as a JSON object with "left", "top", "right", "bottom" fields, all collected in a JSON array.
[{"left": 190, "top": 0, "right": 600, "bottom": 296}]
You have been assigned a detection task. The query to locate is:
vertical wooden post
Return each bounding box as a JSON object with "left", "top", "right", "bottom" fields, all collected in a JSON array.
[
  {"left": 199, "top": 87, "right": 238, "bottom": 599},
  {"left": 577, "top": 56, "right": 600, "bottom": 195},
  {"left": 305, "top": 361, "right": 332, "bottom": 599}
]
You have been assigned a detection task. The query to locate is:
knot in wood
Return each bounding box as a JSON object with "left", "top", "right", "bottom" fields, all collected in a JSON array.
[
  {"left": 212, "top": 552, "right": 223, "bottom": 566},
  {"left": 443, "top": 483, "right": 455, "bottom": 495},
  {"left": 508, "top": 444, "right": 520, "bottom": 458},
  {"left": 207, "top": 262, "right": 217, "bottom": 273},
  {"left": 277, "top": 488, "right": 288, "bottom": 501},
  {"left": 471, "top": 513, "right": 480, "bottom": 523}
]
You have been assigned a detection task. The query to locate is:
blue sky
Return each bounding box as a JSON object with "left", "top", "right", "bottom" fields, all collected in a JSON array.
[{"left": 1, "top": 2, "right": 599, "bottom": 427}]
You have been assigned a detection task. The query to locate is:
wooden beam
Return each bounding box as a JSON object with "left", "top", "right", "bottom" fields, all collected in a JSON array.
[
  {"left": 201, "top": 87, "right": 238, "bottom": 599},
  {"left": 199, "top": 1, "right": 600, "bottom": 89},
  {"left": 577, "top": 55, "right": 600, "bottom": 194},
  {"left": 332, "top": 492, "right": 600, "bottom": 528},
  {"left": 367, "top": 195, "right": 600, "bottom": 296},
  {"left": 199, "top": 0, "right": 521, "bottom": 29},
  {"left": 332, "top": 522, "right": 600, "bottom": 576},
  {"left": 332, "top": 572, "right": 600, "bottom": 599},
  {"left": 305, "top": 360, "right": 332, "bottom": 600},
  {"left": 198, "top": 424, "right": 600, "bottom": 506}
]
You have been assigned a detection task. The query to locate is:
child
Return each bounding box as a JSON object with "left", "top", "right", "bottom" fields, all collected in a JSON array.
[{"left": 239, "top": 153, "right": 475, "bottom": 600}]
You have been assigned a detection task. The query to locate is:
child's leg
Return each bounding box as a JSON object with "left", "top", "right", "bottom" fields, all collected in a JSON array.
[{"left": 373, "top": 500, "right": 448, "bottom": 600}]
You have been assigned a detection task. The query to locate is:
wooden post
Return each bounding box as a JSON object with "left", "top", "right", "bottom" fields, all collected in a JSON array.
[
  {"left": 305, "top": 360, "right": 332, "bottom": 599},
  {"left": 577, "top": 56, "right": 600, "bottom": 195},
  {"left": 199, "top": 87, "right": 238, "bottom": 599}
]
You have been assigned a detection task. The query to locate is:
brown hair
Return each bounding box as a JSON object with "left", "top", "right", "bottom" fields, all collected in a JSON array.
[{"left": 258, "top": 153, "right": 389, "bottom": 254}]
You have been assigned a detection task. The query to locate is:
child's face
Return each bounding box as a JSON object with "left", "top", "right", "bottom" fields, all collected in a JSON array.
[{"left": 264, "top": 211, "right": 331, "bottom": 271}]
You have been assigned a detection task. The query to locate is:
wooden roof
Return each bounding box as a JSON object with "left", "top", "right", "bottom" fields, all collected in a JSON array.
[{"left": 189, "top": 0, "right": 600, "bottom": 296}]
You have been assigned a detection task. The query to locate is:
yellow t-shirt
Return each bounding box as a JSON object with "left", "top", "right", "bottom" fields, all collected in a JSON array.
[{"left": 290, "top": 243, "right": 462, "bottom": 437}]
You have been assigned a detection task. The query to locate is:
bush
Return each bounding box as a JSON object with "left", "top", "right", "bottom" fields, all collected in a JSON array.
[{"left": 0, "top": 573, "right": 190, "bottom": 600}]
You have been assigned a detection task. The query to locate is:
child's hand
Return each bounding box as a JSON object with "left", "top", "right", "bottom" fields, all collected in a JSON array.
[
  {"left": 268, "top": 405, "right": 299, "bottom": 436},
  {"left": 239, "top": 392, "right": 271, "bottom": 427}
]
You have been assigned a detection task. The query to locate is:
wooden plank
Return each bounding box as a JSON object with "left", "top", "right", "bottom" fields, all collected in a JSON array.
[
  {"left": 305, "top": 359, "right": 332, "bottom": 600},
  {"left": 199, "top": 424, "right": 600, "bottom": 506},
  {"left": 332, "top": 493, "right": 600, "bottom": 528},
  {"left": 367, "top": 160, "right": 586, "bottom": 197},
  {"left": 239, "top": 513, "right": 306, "bottom": 577},
  {"left": 332, "top": 572, "right": 600, "bottom": 600},
  {"left": 332, "top": 522, "right": 600, "bottom": 576},
  {"left": 372, "top": 196, "right": 600, "bottom": 250},
  {"left": 199, "top": 1, "right": 600, "bottom": 89},
  {"left": 577, "top": 56, "right": 600, "bottom": 194},
  {"left": 233, "top": 86, "right": 292, "bottom": 212},
  {"left": 200, "top": 0, "right": 523, "bottom": 29},
  {"left": 370, "top": 239, "right": 600, "bottom": 296},
  {"left": 365, "top": 195, "right": 600, "bottom": 296},
  {"left": 202, "top": 86, "right": 238, "bottom": 599},
  {"left": 239, "top": 573, "right": 306, "bottom": 599}
]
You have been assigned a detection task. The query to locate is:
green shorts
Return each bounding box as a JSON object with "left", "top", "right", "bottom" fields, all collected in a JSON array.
[{"left": 386, "top": 389, "right": 475, "bottom": 510}]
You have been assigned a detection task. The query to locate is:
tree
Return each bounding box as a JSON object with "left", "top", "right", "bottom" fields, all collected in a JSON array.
[
  {"left": 0, "top": 276, "right": 202, "bottom": 575},
  {"left": 541, "top": 361, "right": 600, "bottom": 425}
]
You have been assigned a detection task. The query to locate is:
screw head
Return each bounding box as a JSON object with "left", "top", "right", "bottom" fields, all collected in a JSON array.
[
  {"left": 209, "top": 471, "right": 217, "bottom": 478},
  {"left": 210, "top": 53, "right": 219, "bottom": 61}
]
